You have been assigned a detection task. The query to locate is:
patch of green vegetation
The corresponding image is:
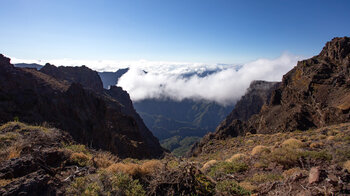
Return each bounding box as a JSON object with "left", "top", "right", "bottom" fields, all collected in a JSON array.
[
  {"left": 208, "top": 161, "right": 248, "bottom": 178},
  {"left": 195, "top": 174, "right": 215, "bottom": 195},
  {"left": 67, "top": 171, "right": 145, "bottom": 196},
  {"left": 65, "top": 144, "right": 90, "bottom": 155},
  {"left": 216, "top": 180, "right": 250, "bottom": 195},
  {"left": 161, "top": 136, "right": 200, "bottom": 157}
]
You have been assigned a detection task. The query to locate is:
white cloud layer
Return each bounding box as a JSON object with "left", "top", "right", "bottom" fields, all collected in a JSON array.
[
  {"left": 10, "top": 53, "right": 303, "bottom": 105},
  {"left": 117, "top": 53, "right": 302, "bottom": 105}
]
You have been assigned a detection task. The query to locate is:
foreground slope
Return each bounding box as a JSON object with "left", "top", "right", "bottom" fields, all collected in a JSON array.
[
  {"left": 0, "top": 55, "right": 164, "bottom": 159},
  {"left": 190, "top": 37, "right": 350, "bottom": 157},
  {"left": 1, "top": 121, "right": 349, "bottom": 195}
]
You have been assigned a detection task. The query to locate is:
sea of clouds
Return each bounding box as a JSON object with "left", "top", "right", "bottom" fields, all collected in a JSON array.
[{"left": 12, "top": 53, "right": 303, "bottom": 105}]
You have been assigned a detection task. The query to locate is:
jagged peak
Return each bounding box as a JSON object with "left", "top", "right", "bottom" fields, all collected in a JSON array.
[
  {"left": 319, "top": 36, "right": 350, "bottom": 61},
  {"left": 0, "top": 54, "right": 11, "bottom": 64}
]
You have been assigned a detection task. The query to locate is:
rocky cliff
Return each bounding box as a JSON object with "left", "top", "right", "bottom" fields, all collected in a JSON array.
[
  {"left": 215, "top": 80, "right": 280, "bottom": 138},
  {"left": 40, "top": 64, "right": 104, "bottom": 92},
  {"left": 189, "top": 37, "right": 350, "bottom": 156},
  {"left": 0, "top": 54, "right": 164, "bottom": 159}
]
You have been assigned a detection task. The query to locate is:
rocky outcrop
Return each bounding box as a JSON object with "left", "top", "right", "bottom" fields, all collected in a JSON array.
[
  {"left": 0, "top": 55, "right": 164, "bottom": 159},
  {"left": 189, "top": 37, "right": 350, "bottom": 157},
  {"left": 40, "top": 64, "right": 104, "bottom": 92},
  {"left": 215, "top": 80, "right": 280, "bottom": 136},
  {"left": 252, "top": 37, "right": 350, "bottom": 134}
]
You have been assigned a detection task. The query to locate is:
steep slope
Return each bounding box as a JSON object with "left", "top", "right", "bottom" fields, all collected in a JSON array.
[
  {"left": 215, "top": 80, "right": 280, "bottom": 137},
  {"left": 190, "top": 37, "right": 350, "bottom": 157},
  {"left": 0, "top": 54, "right": 164, "bottom": 159}
]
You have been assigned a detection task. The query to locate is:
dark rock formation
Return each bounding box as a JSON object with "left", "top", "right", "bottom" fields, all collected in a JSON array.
[
  {"left": 40, "top": 64, "right": 104, "bottom": 92},
  {"left": 253, "top": 37, "right": 350, "bottom": 134},
  {"left": 215, "top": 80, "right": 280, "bottom": 135},
  {"left": 189, "top": 37, "right": 350, "bottom": 157},
  {"left": 0, "top": 55, "right": 164, "bottom": 159}
]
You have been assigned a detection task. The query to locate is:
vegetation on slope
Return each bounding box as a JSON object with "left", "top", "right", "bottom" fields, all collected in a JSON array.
[{"left": 1, "top": 121, "right": 349, "bottom": 195}]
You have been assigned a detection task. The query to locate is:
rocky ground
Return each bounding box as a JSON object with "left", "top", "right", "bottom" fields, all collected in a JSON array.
[{"left": 0, "top": 121, "right": 349, "bottom": 195}]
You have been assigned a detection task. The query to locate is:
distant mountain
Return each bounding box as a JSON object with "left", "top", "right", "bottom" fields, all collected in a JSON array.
[
  {"left": 14, "top": 63, "right": 43, "bottom": 70},
  {"left": 133, "top": 98, "right": 234, "bottom": 156},
  {"left": 98, "top": 68, "right": 129, "bottom": 89}
]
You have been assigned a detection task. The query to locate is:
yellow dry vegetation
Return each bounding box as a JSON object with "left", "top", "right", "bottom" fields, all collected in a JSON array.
[
  {"left": 226, "top": 153, "right": 246, "bottom": 162},
  {"left": 201, "top": 160, "right": 217, "bottom": 172},
  {"left": 281, "top": 138, "right": 304, "bottom": 148},
  {"left": 251, "top": 145, "right": 270, "bottom": 156}
]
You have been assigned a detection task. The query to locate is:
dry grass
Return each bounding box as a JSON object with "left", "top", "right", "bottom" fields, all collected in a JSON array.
[
  {"left": 140, "top": 160, "right": 163, "bottom": 174},
  {"left": 239, "top": 181, "right": 257, "bottom": 192},
  {"left": 344, "top": 160, "right": 350, "bottom": 171},
  {"left": 281, "top": 138, "right": 304, "bottom": 148},
  {"left": 282, "top": 167, "right": 306, "bottom": 178},
  {"left": 201, "top": 160, "right": 217, "bottom": 172},
  {"left": 251, "top": 145, "right": 270, "bottom": 156},
  {"left": 309, "top": 142, "right": 324, "bottom": 149},
  {"left": 92, "top": 151, "right": 118, "bottom": 168},
  {"left": 0, "top": 179, "right": 13, "bottom": 187},
  {"left": 70, "top": 152, "right": 91, "bottom": 167},
  {"left": 106, "top": 162, "right": 142, "bottom": 176},
  {"left": 249, "top": 173, "right": 283, "bottom": 184},
  {"left": 226, "top": 153, "right": 246, "bottom": 162}
]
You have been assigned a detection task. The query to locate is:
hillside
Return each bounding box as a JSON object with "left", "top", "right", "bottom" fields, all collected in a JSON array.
[
  {"left": 190, "top": 37, "right": 350, "bottom": 157},
  {"left": 1, "top": 121, "right": 349, "bottom": 195},
  {"left": 0, "top": 55, "right": 164, "bottom": 159}
]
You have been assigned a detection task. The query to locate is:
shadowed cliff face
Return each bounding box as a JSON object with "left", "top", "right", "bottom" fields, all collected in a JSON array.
[
  {"left": 40, "top": 64, "right": 104, "bottom": 92},
  {"left": 215, "top": 80, "right": 280, "bottom": 138},
  {"left": 0, "top": 54, "right": 164, "bottom": 159},
  {"left": 189, "top": 37, "right": 350, "bottom": 157}
]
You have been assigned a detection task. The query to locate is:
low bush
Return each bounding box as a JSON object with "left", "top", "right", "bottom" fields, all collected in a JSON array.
[
  {"left": 281, "top": 138, "right": 304, "bottom": 149},
  {"left": 69, "top": 152, "right": 91, "bottom": 167},
  {"left": 251, "top": 145, "right": 270, "bottom": 156},
  {"left": 67, "top": 172, "right": 145, "bottom": 196},
  {"left": 216, "top": 180, "right": 250, "bottom": 195},
  {"left": 208, "top": 161, "right": 248, "bottom": 178},
  {"left": 226, "top": 153, "right": 246, "bottom": 162}
]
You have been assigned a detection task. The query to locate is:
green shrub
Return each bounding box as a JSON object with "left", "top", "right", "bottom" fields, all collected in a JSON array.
[
  {"left": 208, "top": 161, "right": 248, "bottom": 178},
  {"left": 67, "top": 172, "right": 145, "bottom": 196},
  {"left": 65, "top": 144, "right": 90, "bottom": 155},
  {"left": 301, "top": 150, "right": 332, "bottom": 161},
  {"left": 264, "top": 147, "right": 301, "bottom": 168},
  {"left": 216, "top": 180, "right": 250, "bottom": 195}
]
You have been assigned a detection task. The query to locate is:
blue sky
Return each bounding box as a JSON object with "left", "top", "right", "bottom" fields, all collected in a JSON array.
[{"left": 0, "top": 0, "right": 349, "bottom": 64}]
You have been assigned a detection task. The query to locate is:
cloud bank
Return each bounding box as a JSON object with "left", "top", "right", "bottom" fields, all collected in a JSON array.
[
  {"left": 117, "top": 53, "right": 302, "bottom": 105},
  {"left": 11, "top": 53, "right": 303, "bottom": 105}
]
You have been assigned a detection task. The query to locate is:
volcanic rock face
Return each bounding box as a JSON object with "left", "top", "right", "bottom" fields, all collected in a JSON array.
[
  {"left": 40, "top": 64, "right": 104, "bottom": 92},
  {"left": 254, "top": 37, "right": 350, "bottom": 134},
  {"left": 215, "top": 80, "right": 280, "bottom": 138},
  {"left": 0, "top": 55, "right": 164, "bottom": 159},
  {"left": 189, "top": 37, "right": 350, "bottom": 156}
]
